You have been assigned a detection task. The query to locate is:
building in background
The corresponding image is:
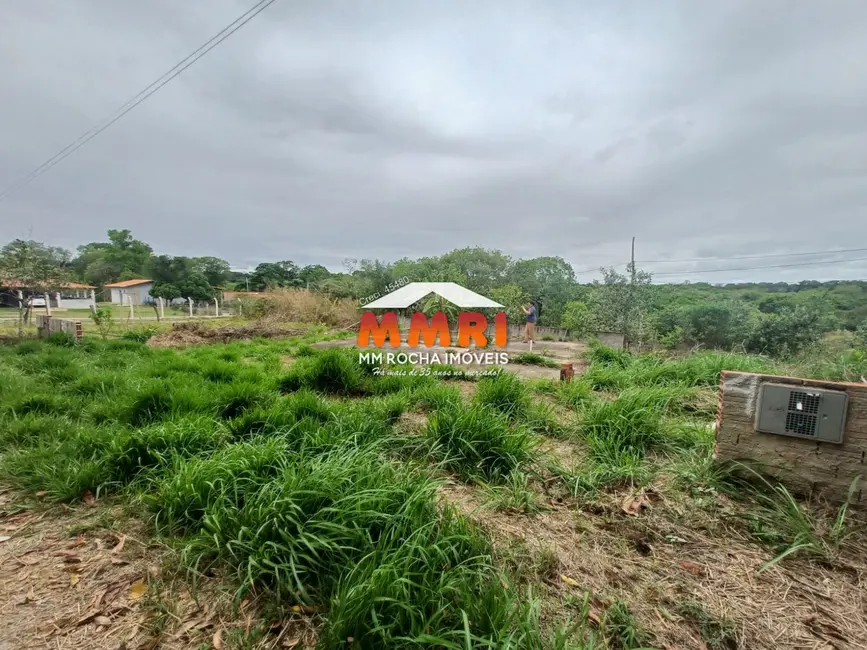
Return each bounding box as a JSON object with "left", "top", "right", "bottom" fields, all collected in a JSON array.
[
  {"left": 105, "top": 279, "right": 154, "bottom": 305},
  {"left": 0, "top": 281, "right": 96, "bottom": 310}
]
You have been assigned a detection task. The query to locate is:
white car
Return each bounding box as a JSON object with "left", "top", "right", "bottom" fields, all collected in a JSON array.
[{"left": 28, "top": 297, "right": 46, "bottom": 307}]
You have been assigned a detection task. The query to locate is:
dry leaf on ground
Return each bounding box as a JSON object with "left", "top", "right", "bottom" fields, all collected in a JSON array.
[
  {"left": 679, "top": 560, "right": 704, "bottom": 577},
  {"left": 621, "top": 492, "right": 651, "bottom": 516},
  {"left": 129, "top": 582, "right": 147, "bottom": 600},
  {"left": 213, "top": 628, "right": 223, "bottom": 649}
]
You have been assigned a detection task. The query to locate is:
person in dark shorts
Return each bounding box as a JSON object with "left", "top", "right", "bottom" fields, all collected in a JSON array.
[{"left": 521, "top": 300, "right": 537, "bottom": 343}]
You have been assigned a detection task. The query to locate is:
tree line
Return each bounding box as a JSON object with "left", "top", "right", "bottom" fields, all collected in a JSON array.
[{"left": 1, "top": 230, "right": 865, "bottom": 357}]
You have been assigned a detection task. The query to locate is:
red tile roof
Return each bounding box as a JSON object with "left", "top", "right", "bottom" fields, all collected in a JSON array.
[
  {"left": 1, "top": 280, "right": 95, "bottom": 289},
  {"left": 104, "top": 279, "right": 153, "bottom": 288}
]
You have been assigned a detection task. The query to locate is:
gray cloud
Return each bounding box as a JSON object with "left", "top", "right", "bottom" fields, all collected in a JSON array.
[{"left": 1, "top": 0, "right": 865, "bottom": 282}]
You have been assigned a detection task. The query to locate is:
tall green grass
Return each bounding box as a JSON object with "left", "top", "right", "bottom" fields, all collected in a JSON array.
[
  {"left": 166, "top": 444, "right": 550, "bottom": 648},
  {"left": 426, "top": 402, "right": 536, "bottom": 482}
]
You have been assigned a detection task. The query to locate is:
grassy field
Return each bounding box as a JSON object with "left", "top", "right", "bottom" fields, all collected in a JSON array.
[{"left": 0, "top": 333, "right": 865, "bottom": 649}]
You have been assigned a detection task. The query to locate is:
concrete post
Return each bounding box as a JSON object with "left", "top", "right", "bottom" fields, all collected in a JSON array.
[
  {"left": 188, "top": 297, "right": 193, "bottom": 318},
  {"left": 159, "top": 297, "right": 165, "bottom": 320},
  {"left": 55, "top": 291, "right": 62, "bottom": 309},
  {"left": 213, "top": 297, "right": 220, "bottom": 318},
  {"left": 90, "top": 289, "right": 97, "bottom": 313},
  {"left": 128, "top": 295, "right": 134, "bottom": 320},
  {"left": 44, "top": 293, "right": 51, "bottom": 317}
]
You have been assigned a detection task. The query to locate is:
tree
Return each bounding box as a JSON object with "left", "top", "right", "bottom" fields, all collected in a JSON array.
[
  {"left": 489, "top": 284, "right": 530, "bottom": 322},
  {"left": 298, "top": 264, "right": 331, "bottom": 288},
  {"left": 855, "top": 319, "right": 867, "bottom": 349},
  {"left": 589, "top": 265, "right": 652, "bottom": 349},
  {"left": 151, "top": 282, "right": 183, "bottom": 301},
  {"left": 0, "top": 239, "right": 71, "bottom": 333},
  {"left": 560, "top": 301, "right": 595, "bottom": 338},
  {"left": 507, "top": 256, "right": 577, "bottom": 327},
  {"left": 149, "top": 255, "right": 193, "bottom": 285},
  {"left": 248, "top": 261, "right": 301, "bottom": 291},
  {"left": 191, "top": 256, "right": 231, "bottom": 287},
  {"left": 73, "top": 229, "right": 152, "bottom": 286},
  {"left": 745, "top": 307, "right": 824, "bottom": 357},
  {"left": 181, "top": 273, "right": 214, "bottom": 302}
]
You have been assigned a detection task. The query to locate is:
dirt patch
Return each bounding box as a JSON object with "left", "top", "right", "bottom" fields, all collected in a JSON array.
[
  {"left": 147, "top": 321, "right": 305, "bottom": 348},
  {"left": 0, "top": 489, "right": 319, "bottom": 650},
  {"left": 0, "top": 490, "right": 163, "bottom": 649},
  {"left": 437, "top": 478, "right": 867, "bottom": 650}
]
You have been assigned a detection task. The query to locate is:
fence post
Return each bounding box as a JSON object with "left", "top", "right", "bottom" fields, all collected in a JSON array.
[{"left": 188, "top": 297, "right": 193, "bottom": 318}]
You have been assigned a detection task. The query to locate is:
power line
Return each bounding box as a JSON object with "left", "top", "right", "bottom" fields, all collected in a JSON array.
[
  {"left": 637, "top": 246, "right": 867, "bottom": 264},
  {"left": 651, "top": 256, "right": 867, "bottom": 276},
  {"left": 0, "top": 0, "right": 277, "bottom": 202}
]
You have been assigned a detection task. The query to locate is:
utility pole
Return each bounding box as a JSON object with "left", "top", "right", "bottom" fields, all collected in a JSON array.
[{"left": 626, "top": 237, "right": 636, "bottom": 350}]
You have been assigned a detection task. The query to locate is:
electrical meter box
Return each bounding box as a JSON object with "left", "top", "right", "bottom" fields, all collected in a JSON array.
[{"left": 754, "top": 383, "right": 848, "bottom": 444}]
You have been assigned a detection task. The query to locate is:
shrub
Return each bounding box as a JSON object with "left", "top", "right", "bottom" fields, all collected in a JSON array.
[{"left": 745, "top": 307, "right": 824, "bottom": 357}]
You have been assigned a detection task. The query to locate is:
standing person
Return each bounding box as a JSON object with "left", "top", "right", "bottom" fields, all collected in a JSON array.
[{"left": 522, "top": 300, "right": 537, "bottom": 343}]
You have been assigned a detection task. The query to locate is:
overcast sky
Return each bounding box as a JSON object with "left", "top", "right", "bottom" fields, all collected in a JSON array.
[{"left": 1, "top": 0, "right": 865, "bottom": 283}]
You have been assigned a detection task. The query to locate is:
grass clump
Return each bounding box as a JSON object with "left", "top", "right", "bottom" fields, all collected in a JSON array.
[
  {"left": 124, "top": 378, "right": 212, "bottom": 426},
  {"left": 150, "top": 436, "right": 290, "bottom": 534},
  {"left": 483, "top": 470, "right": 546, "bottom": 515},
  {"left": 554, "top": 379, "right": 594, "bottom": 410},
  {"left": 426, "top": 402, "right": 536, "bottom": 482},
  {"left": 475, "top": 371, "right": 531, "bottom": 421},
  {"left": 676, "top": 600, "right": 738, "bottom": 650},
  {"left": 411, "top": 382, "right": 463, "bottom": 412},
  {"left": 228, "top": 390, "right": 333, "bottom": 438},
  {"left": 211, "top": 381, "right": 276, "bottom": 419},
  {"left": 511, "top": 352, "right": 560, "bottom": 368},
  {"left": 173, "top": 445, "right": 546, "bottom": 648},
  {"left": 737, "top": 473, "right": 863, "bottom": 572},
  {"left": 586, "top": 342, "right": 632, "bottom": 368},
  {"left": 581, "top": 397, "right": 664, "bottom": 467},
  {"left": 121, "top": 326, "right": 159, "bottom": 342},
  {"left": 278, "top": 348, "right": 363, "bottom": 395}
]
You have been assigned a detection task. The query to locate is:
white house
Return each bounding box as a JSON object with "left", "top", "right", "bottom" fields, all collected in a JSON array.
[
  {"left": 0, "top": 281, "right": 96, "bottom": 310},
  {"left": 105, "top": 279, "right": 154, "bottom": 305}
]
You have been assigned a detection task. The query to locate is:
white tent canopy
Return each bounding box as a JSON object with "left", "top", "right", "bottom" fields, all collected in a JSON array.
[{"left": 363, "top": 282, "right": 504, "bottom": 309}]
